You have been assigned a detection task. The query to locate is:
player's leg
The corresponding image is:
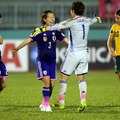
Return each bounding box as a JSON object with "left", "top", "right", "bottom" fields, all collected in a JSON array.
[
  {"left": 58, "top": 73, "right": 69, "bottom": 109},
  {"left": 75, "top": 50, "right": 88, "bottom": 111},
  {"left": 113, "top": 56, "right": 120, "bottom": 80},
  {"left": 0, "top": 61, "right": 8, "bottom": 92},
  {"left": 37, "top": 60, "right": 52, "bottom": 112},
  {"left": 58, "top": 52, "right": 76, "bottom": 109},
  {"left": 49, "top": 61, "right": 56, "bottom": 98},
  {"left": 41, "top": 77, "right": 52, "bottom": 112},
  {"left": 0, "top": 78, "right": 6, "bottom": 92},
  {"left": 117, "top": 72, "right": 120, "bottom": 80},
  {"left": 77, "top": 75, "right": 87, "bottom": 111}
]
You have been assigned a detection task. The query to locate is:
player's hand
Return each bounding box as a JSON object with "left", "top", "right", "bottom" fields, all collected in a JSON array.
[
  {"left": 96, "top": 16, "right": 102, "bottom": 24},
  {"left": 94, "top": 15, "right": 102, "bottom": 24},
  {"left": 12, "top": 48, "right": 18, "bottom": 57},
  {"left": 110, "top": 51, "right": 116, "bottom": 57}
]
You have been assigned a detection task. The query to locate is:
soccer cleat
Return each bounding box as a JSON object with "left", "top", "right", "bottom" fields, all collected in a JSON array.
[
  {"left": 77, "top": 102, "right": 87, "bottom": 112},
  {"left": 39, "top": 104, "right": 52, "bottom": 112},
  {"left": 40, "top": 104, "right": 46, "bottom": 111},
  {"left": 51, "top": 101, "right": 59, "bottom": 107},
  {"left": 51, "top": 101, "right": 65, "bottom": 109},
  {"left": 39, "top": 104, "right": 44, "bottom": 109},
  {"left": 59, "top": 104, "right": 65, "bottom": 109},
  {"left": 45, "top": 106, "right": 52, "bottom": 112}
]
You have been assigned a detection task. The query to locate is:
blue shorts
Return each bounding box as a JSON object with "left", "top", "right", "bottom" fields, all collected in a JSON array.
[
  {"left": 36, "top": 58, "right": 56, "bottom": 80},
  {"left": 0, "top": 61, "right": 8, "bottom": 78}
]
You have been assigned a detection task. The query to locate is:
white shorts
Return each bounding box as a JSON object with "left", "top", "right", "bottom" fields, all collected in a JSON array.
[{"left": 60, "top": 50, "right": 89, "bottom": 75}]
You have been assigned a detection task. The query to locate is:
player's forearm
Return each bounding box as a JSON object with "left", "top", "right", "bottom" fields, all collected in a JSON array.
[
  {"left": 14, "top": 38, "right": 31, "bottom": 51},
  {"left": 107, "top": 41, "right": 114, "bottom": 55},
  {"left": 0, "top": 35, "right": 3, "bottom": 45},
  {"left": 48, "top": 20, "right": 70, "bottom": 30},
  {"left": 64, "top": 38, "right": 69, "bottom": 44}
]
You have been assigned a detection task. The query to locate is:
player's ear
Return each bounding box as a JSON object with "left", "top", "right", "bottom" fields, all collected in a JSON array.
[{"left": 43, "top": 18, "right": 46, "bottom": 23}]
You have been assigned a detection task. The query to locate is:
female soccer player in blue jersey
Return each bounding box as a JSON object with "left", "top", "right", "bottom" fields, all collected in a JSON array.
[
  {"left": 47, "top": 1, "right": 102, "bottom": 111},
  {"left": 12, "top": 10, "right": 69, "bottom": 112},
  {"left": 0, "top": 14, "right": 8, "bottom": 92}
]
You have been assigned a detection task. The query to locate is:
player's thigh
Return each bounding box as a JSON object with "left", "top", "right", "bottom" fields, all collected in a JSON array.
[
  {"left": 75, "top": 61, "right": 88, "bottom": 75},
  {"left": 60, "top": 52, "right": 79, "bottom": 75},
  {"left": 75, "top": 51, "right": 89, "bottom": 75},
  {"left": 37, "top": 60, "right": 50, "bottom": 79},
  {"left": 49, "top": 61, "right": 56, "bottom": 80}
]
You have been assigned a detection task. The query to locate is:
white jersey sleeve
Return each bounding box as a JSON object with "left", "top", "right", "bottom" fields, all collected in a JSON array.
[
  {"left": 49, "top": 19, "right": 73, "bottom": 30},
  {"left": 49, "top": 16, "right": 98, "bottom": 52}
]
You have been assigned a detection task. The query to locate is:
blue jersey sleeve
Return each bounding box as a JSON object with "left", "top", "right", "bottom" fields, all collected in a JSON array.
[{"left": 56, "top": 30, "right": 66, "bottom": 42}]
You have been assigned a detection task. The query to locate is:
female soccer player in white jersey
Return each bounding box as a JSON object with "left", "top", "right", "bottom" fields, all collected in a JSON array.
[
  {"left": 0, "top": 14, "right": 8, "bottom": 92},
  {"left": 47, "top": 1, "right": 102, "bottom": 111}
]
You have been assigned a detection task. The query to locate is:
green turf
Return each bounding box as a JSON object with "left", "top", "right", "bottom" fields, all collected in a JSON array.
[{"left": 0, "top": 70, "right": 120, "bottom": 120}]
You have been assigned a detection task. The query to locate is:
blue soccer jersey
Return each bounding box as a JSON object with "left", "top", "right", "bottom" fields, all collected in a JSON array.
[
  {"left": 30, "top": 28, "right": 65, "bottom": 61},
  {"left": 29, "top": 27, "right": 66, "bottom": 80}
]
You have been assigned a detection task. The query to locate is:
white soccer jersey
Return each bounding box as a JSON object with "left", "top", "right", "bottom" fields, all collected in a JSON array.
[
  {"left": 49, "top": 16, "right": 97, "bottom": 52},
  {"left": 49, "top": 16, "right": 98, "bottom": 75}
]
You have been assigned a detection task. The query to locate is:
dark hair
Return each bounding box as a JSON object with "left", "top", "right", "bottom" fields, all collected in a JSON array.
[
  {"left": 41, "top": 10, "right": 55, "bottom": 25},
  {"left": 0, "top": 14, "right": 2, "bottom": 18},
  {"left": 71, "top": 1, "right": 85, "bottom": 15},
  {"left": 116, "top": 10, "right": 120, "bottom": 16},
  {"left": 105, "top": 0, "right": 113, "bottom": 4}
]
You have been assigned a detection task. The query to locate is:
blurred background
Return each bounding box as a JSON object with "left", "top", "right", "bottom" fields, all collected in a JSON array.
[{"left": 0, "top": 0, "right": 120, "bottom": 72}]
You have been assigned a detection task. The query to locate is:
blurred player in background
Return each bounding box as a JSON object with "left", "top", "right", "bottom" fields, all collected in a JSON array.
[
  {"left": 47, "top": 1, "right": 102, "bottom": 111},
  {"left": 107, "top": 9, "right": 120, "bottom": 80},
  {"left": 12, "top": 10, "right": 68, "bottom": 112},
  {"left": 0, "top": 14, "right": 8, "bottom": 92}
]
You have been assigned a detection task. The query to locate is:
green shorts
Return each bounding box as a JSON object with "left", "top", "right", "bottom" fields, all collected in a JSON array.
[{"left": 113, "top": 56, "right": 120, "bottom": 73}]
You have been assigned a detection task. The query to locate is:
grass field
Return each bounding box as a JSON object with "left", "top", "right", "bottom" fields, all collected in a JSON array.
[{"left": 0, "top": 70, "right": 120, "bottom": 120}]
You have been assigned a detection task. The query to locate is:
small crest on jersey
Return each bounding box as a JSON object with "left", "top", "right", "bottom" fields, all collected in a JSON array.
[
  {"left": 43, "top": 70, "right": 47, "bottom": 75},
  {"left": 43, "top": 33, "right": 47, "bottom": 42}
]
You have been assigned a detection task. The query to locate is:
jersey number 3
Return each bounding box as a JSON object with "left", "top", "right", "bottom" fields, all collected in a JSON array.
[{"left": 48, "top": 42, "right": 51, "bottom": 49}]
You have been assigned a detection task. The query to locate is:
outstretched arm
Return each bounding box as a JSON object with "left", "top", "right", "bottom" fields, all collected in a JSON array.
[
  {"left": 12, "top": 38, "right": 31, "bottom": 57},
  {"left": 47, "top": 19, "right": 72, "bottom": 30}
]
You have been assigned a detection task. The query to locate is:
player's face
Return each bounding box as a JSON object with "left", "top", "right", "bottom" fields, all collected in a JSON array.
[
  {"left": 45, "top": 13, "right": 55, "bottom": 26},
  {"left": 115, "top": 14, "right": 120, "bottom": 24}
]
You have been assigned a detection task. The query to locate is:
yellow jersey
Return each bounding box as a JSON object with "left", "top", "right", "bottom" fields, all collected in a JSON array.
[{"left": 110, "top": 23, "right": 120, "bottom": 56}]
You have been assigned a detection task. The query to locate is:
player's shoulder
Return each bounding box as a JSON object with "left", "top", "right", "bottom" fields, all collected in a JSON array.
[
  {"left": 30, "top": 26, "right": 46, "bottom": 37},
  {"left": 111, "top": 23, "right": 119, "bottom": 28}
]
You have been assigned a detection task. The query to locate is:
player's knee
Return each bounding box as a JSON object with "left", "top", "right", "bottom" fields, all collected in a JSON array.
[
  {"left": 117, "top": 72, "right": 120, "bottom": 80},
  {"left": 0, "top": 82, "right": 6, "bottom": 91}
]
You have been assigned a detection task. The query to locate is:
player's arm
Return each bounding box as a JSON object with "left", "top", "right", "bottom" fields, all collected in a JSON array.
[
  {"left": 47, "top": 19, "right": 72, "bottom": 30},
  {"left": 12, "top": 38, "right": 31, "bottom": 57},
  {"left": 64, "top": 38, "right": 69, "bottom": 44},
  {"left": 0, "top": 35, "right": 3, "bottom": 45},
  {"left": 95, "top": 16, "right": 102, "bottom": 24},
  {"left": 107, "top": 33, "right": 116, "bottom": 57}
]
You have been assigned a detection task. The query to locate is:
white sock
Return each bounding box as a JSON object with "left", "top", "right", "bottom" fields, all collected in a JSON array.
[
  {"left": 59, "top": 80, "right": 67, "bottom": 105},
  {"left": 78, "top": 80, "right": 87, "bottom": 104}
]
